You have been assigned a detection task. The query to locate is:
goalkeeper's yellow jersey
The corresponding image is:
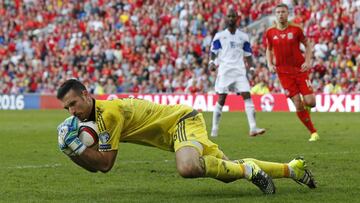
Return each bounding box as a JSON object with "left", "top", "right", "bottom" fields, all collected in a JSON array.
[{"left": 94, "top": 98, "right": 193, "bottom": 152}]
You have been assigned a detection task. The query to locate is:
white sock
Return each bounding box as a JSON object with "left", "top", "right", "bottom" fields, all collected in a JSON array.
[
  {"left": 287, "top": 164, "right": 296, "bottom": 179},
  {"left": 212, "top": 102, "right": 223, "bottom": 130},
  {"left": 244, "top": 99, "right": 256, "bottom": 130},
  {"left": 243, "top": 163, "right": 253, "bottom": 180}
]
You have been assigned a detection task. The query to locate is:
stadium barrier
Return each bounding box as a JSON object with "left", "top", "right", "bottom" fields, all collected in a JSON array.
[{"left": 0, "top": 94, "right": 359, "bottom": 112}]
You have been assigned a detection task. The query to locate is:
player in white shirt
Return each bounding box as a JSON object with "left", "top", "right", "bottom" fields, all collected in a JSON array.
[{"left": 209, "top": 8, "right": 265, "bottom": 137}]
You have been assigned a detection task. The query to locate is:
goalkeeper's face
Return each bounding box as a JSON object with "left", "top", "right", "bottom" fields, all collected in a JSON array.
[{"left": 61, "top": 89, "right": 92, "bottom": 121}]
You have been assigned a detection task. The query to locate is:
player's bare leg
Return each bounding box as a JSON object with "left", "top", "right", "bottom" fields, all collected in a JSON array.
[
  {"left": 211, "top": 94, "right": 227, "bottom": 137},
  {"left": 292, "top": 94, "right": 319, "bottom": 141},
  {"left": 175, "top": 147, "right": 205, "bottom": 178},
  {"left": 303, "top": 93, "right": 316, "bottom": 112},
  {"left": 240, "top": 92, "right": 266, "bottom": 137}
]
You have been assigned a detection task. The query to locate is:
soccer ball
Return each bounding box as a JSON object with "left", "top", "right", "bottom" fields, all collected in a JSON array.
[{"left": 78, "top": 121, "right": 99, "bottom": 148}]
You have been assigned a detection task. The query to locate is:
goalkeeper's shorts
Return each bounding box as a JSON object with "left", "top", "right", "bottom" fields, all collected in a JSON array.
[{"left": 173, "top": 110, "right": 224, "bottom": 159}]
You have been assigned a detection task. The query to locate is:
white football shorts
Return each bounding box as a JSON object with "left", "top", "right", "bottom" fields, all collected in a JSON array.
[{"left": 214, "top": 74, "right": 250, "bottom": 94}]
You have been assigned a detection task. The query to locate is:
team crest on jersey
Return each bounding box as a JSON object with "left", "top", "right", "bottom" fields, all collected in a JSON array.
[{"left": 287, "top": 33, "right": 293, "bottom": 39}]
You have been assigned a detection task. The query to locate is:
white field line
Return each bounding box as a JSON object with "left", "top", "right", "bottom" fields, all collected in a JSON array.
[
  {"left": 5, "top": 163, "right": 62, "bottom": 169},
  {"left": 265, "top": 150, "right": 357, "bottom": 158},
  {"left": 2, "top": 150, "right": 357, "bottom": 170}
]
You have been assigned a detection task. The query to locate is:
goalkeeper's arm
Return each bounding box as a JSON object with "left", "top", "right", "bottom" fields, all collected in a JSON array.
[
  {"left": 69, "top": 156, "right": 98, "bottom": 173},
  {"left": 57, "top": 119, "right": 117, "bottom": 173},
  {"left": 72, "top": 148, "right": 118, "bottom": 173}
]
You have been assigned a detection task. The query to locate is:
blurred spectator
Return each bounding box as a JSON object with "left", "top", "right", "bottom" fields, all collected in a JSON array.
[
  {"left": 251, "top": 73, "right": 270, "bottom": 95},
  {"left": 324, "top": 78, "right": 342, "bottom": 94}
]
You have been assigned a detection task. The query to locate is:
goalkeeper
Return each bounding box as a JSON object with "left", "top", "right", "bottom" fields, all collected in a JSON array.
[{"left": 57, "top": 79, "right": 317, "bottom": 194}]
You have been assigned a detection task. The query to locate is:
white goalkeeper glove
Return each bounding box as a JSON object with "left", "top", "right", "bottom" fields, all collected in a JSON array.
[
  {"left": 57, "top": 116, "right": 87, "bottom": 156},
  {"left": 58, "top": 135, "right": 75, "bottom": 156}
]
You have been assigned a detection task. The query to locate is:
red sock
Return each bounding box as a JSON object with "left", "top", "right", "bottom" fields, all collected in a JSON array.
[{"left": 296, "top": 110, "right": 316, "bottom": 133}]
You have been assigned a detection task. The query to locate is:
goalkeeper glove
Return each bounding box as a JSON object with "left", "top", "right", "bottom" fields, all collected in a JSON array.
[
  {"left": 58, "top": 135, "right": 75, "bottom": 156},
  {"left": 57, "top": 116, "right": 87, "bottom": 156}
]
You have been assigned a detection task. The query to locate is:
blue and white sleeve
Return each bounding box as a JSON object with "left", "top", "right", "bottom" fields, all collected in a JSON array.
[
  {"left": 243, "top": 34, "right": 252, "bottom": 57},
  {"left": 210, "top": 33, "right": 222, "bottom": 55}
]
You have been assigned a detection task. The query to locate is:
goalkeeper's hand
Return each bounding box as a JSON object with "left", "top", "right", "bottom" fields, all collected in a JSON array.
[
  {"left": 57, "top": 116, "right": 87, "bottom": 156},
  {"left": 58, "top": 134, "right": 75, "bottom": 156}
]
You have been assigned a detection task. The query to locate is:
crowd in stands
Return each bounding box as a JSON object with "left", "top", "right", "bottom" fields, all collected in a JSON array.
[{"left": 0, "top": 0, "right": 359, "bottom": 95}]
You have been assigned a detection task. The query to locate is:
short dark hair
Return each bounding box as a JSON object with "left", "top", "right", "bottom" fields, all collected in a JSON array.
[
  {"left": 275, "top": 3, "right": 289, "bottom": 10},
  {"left": 57, "top": 79, "right": 87, "bottom": 99}
]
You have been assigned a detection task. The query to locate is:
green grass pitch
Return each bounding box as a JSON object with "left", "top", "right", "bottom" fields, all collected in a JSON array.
[{"left": 0, "top": 110, "right": 359, "bottom": 202}]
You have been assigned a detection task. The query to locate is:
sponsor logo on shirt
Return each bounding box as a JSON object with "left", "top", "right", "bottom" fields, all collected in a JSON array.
[
  {"left": 273, "top": 35, "right": 279, "bottom": 40},
  {"left": 280, "top": 34, "right": 286, "bottom": 39}
]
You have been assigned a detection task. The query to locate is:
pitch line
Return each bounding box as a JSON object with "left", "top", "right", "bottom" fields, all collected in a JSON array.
[
  {"left": 4, "top": 163, "right": 62, "bottom": 169},
  {"left": 2, "top": 151, "right": 356, "bottom": 170}
]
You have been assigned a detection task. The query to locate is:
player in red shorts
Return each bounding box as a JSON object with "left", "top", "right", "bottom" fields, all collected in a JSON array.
[{"left": 265, "top": 3, "right": 319, "bottom": 141}]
